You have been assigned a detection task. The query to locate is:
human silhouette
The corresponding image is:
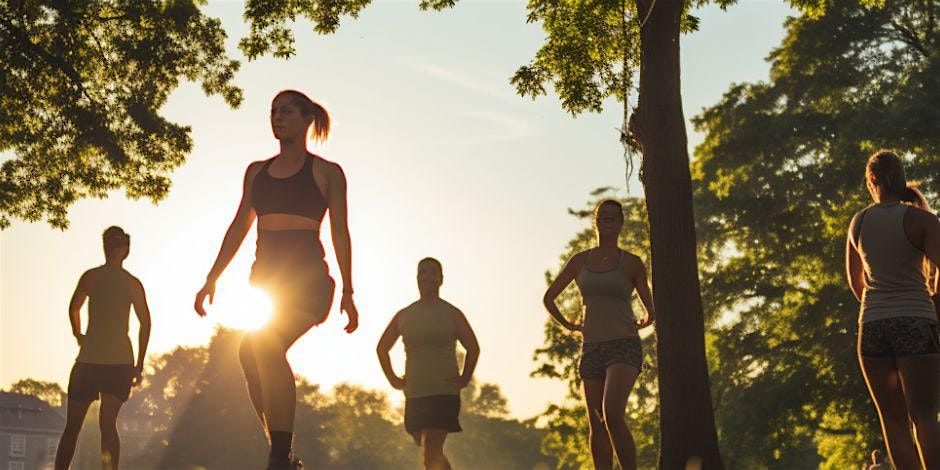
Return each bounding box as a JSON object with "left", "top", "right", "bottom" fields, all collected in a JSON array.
[
  {"left": 55, "top": 226, "right": 152, "bottom": 470},
  {"left": 377, "top": 258, "right": 480, "bottom": 470},
  {"left": 846, "top": 150, "right": 939, "bottom": 469},
  {"left": 543, "top": 199, "right": 655, "bottom": 470},
  {"left": 194, "top": 90, "right": 359, "bottom": 470}
]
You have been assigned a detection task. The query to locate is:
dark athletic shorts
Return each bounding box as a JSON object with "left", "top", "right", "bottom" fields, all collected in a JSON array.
[
  {"left": 859, "top": 316, "right": 939, "bottom": 357},
  {"left": 67, "top": 362, "right": 136, "bottom": 403},
  {"left": 250, "top": 230, "right": 335, "bottom": 323},
  {"left": 579, "top": 337, "right": 644, "bottom": 380},
  {"left": 404, "top": 394, "right": 462, "bottom": 445}
]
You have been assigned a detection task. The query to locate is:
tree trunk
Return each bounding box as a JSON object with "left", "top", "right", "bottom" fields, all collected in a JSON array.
[{"left": 634, "top": 0, "right": 723, "bottom": 468}]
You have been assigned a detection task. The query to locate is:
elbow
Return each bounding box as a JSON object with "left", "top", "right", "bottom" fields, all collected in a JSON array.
[{"left": 542, "top": 293, "right": 555, "bottom": 310}]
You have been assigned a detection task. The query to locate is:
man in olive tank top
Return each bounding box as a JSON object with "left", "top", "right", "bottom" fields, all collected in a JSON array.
[
  {"left": 377, "top": 258, "right": 480, "bottom": 470},
  {"left": 54, "top": 226, "right": 152, "bottom": 470}
]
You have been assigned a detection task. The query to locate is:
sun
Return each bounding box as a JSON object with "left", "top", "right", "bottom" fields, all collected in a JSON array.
[{"left": 211, "top": 283, "right": 273, "bottom": 331}]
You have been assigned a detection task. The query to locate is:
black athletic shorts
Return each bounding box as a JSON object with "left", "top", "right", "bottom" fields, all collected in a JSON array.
[
  {"left": 859, "top": 316, "right": 939, "bottom": 357},
  {"left": 404, "top": 394, "right": 462, "bottom": 445},
  {"left": 67, "top": 362, "right": 136, "bottom": 403},
  {"left": 579, "top": 337, "right": 644, "bottom": 380},
  {"left": 250, "top": 230, "right": 335, "bottom": 323}
]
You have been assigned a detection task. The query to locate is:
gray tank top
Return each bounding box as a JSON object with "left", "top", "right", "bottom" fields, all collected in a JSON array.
[
  {"left": 399, "top": 299, "right": 460, "bottom": 398},
  {"left": 77, "top": 266, "right": 136, "bottom": 364},
  {"left": 855, "top": 203, "right": 936, "bottom": 323},
  {"left": 575, "top": 250, "right": 637, "bottom": 343}
]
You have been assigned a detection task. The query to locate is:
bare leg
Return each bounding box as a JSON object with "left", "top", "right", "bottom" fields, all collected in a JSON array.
[
  {"left": 55, "top": 399, "right": 91, "bottom": 470},
  {"left": 860, "top": 356, "right": 920, "bottom": 469},
  {"left": 602, "top": 363, "right": 640, "bottom": 470},
  {"left": 238, "top": 335, "right": 268, "bottom": 440},
  {"left": 420, "top": 429, "right": 451, "bottom": 470},
  {"left": 252, "top": 309, "right": 314, "bottom": 434},
  {"left": 897, "top": 354, "right": 940, "bottom": 468},
  {"left": 583, "top": 378, "right": 613, "bottom": 469},
  {"left": 98, "top": 394, "right": 123, "bottom": 470}
]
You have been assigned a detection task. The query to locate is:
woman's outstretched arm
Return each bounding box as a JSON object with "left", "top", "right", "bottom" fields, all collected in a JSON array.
[{"left": 194, "top": 163, "right": 260, "bottom": 316}]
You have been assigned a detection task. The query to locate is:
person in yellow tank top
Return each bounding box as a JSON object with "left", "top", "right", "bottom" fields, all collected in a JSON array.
[
  {"left": 377, "top": 258, "right": 480, "bottom": 470},
  {"left": 55, "top": 226, "right": 152, "bottom": 470}
]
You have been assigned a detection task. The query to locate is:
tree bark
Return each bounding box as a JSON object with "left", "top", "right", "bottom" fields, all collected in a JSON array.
[{"left": 634, "top": 0, "right": 724, "bottom": 468}]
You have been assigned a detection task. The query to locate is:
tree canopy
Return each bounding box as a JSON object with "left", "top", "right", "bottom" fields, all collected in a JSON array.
[{"left": 0, "top": 0, "right": 241, "bottom": 228}]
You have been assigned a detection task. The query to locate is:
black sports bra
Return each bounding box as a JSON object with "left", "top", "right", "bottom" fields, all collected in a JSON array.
[{"left": 251, "top": 155, "right": 328, "bottom": 222}]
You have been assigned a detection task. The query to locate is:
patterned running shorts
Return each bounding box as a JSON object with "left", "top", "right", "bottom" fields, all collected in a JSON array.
[
  {"left": 579, "top": 337, "right": 643, "bottom": 380},
  {"left": 859, "top": 316, "right": 939, "bottom": 357}
]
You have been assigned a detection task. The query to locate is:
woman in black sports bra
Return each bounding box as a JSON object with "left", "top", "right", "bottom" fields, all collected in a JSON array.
[{"left": 194, "top": 90, "right": 359, "bottom": 470}]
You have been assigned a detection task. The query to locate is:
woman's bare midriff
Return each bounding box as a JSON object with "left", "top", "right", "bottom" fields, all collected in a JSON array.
[{"left": 258, "top": 213, "right": 321, "bottom": 231}]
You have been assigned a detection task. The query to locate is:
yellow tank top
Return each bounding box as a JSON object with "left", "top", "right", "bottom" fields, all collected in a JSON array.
[
  {"left": 76, "top": 266, "right": 135, "bottom": 365},
  {"left": 399, "top": 299, "right": 459, "bottom": 398}
]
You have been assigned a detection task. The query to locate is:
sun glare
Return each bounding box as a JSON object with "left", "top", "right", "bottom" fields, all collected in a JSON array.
[{"left": 212, "top": 285, "right": 273, "bottom": 331}]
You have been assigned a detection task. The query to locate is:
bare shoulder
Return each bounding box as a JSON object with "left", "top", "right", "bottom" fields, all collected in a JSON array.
[
  {"left": 569, "top": 249, "right": 590, "bottom": 267},
  {"left": 244, "top": 160, "right": 267, "bottom": 181},
  {"left": 312, "top": 155, "right": 343, "bottom": 177},
  {"left": 79, "top": 267, "right": 101, "bottom": 287},
  {"left": 907, "top": 206, "right": 940, "bottom": 226},
  {"left": 621, "top": 251, "right": 647, "bottom": 275}
]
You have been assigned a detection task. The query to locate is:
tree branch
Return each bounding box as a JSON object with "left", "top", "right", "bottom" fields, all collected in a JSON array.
[{"left": 888, "top": 17, "right": 930, "bottom": 59}]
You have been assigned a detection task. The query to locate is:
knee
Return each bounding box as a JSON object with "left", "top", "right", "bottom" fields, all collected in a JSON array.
[
  {"left": 587, "top": 410, "right": 606, "bottom": 436},
  {"left": 910, "top": 409, "right": 938, "bottom": 431},
  {"left": 602, "top": 403, "right": 625, "bottom": 430}
]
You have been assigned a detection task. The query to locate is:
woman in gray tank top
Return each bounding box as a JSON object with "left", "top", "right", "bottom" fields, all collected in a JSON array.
[
  {"left": 543, "top": 199, "right": 656, "bottom": 470},
  {"left": 845, "top": 150, "right": 940, "bottom": 469}
]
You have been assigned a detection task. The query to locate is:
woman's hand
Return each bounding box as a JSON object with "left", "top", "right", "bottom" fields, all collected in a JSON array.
[
  {"left": 447, "top": 375, "right": 472, "bottom": 390},
  {"left": 194, "top": 281, "right": 215, "bottom": 317},
  {"left": 341, "top": 292, "right": 359, "bottom": 333},
  {"left": 636, "top": 314, "right": 655, "bottom": 329},
  {"left": 131, "top": 365, "right": 144, "bottom": 387}
]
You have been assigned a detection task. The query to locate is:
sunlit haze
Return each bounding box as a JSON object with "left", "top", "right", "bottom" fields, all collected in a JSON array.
[{"left": 0, "top": 0, "right": 792, "bottom": 419}]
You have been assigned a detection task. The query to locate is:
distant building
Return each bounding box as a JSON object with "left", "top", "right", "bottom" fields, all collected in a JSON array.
[{"left": 0, "top": 392, "right": 64, "bottom": 470}]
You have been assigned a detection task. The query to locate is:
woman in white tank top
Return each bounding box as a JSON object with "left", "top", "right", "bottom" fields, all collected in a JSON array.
[
  {"left": 845, "top": 150, "right": 940, "bottom": 469},
  {"left": 543, "top": 199, "right": 656, "bottom": 470}
]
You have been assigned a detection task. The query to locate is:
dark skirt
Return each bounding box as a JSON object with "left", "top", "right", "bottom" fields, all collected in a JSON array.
[
  {"left": 404, "top": 394, "right": 462, "bottom": 445},
  {"left": 250, "top": 229, "right": 335, "bottom": 323},
  {"left": 67, "top": 362, "right": 136, "bottom": 403}
]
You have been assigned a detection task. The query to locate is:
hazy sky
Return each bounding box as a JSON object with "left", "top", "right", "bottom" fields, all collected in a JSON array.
[{"left": 1, "top": 0, "right": 793, "bottom": 419}]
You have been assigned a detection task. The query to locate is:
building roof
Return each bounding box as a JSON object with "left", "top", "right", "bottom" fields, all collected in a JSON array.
[{"left": 0, "top": 392, "right": 64, "bottom": 432}]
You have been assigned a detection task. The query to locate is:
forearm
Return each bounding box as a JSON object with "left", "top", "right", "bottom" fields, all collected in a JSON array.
[
  {"left": 460, "top": 348, "right": 479, "bottom": 379},
  {"left": 638, "top": 289, "right": 655, "bottom": 318},
  {"left": 332, "top": 226, "right": 353, "bottom": 290},
  {"left": 543, "top": 297, "right": 574, "bottom": 329},
  {"left": 206, "top": 221, "right": 250, "bottom": 283},
  {"left": 68, "top": 308, "right": 82, "bottom": 337},
  {"left": 136, "top": 322, "right": 150, "bottom": 369},
  {"left": 376, "top": 350, "right": 400, "bottom": 383}
]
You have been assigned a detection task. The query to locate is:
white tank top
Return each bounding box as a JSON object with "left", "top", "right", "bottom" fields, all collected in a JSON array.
[{"left": 855, "top": 203, "right": 936, "bottom": 323}]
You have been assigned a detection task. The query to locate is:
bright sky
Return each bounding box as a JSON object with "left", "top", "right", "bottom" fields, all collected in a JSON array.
[{"left": 0, "top": 1, "right": 792, "bottom": 419}]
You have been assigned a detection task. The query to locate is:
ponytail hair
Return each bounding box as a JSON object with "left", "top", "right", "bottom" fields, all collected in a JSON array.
[
  {"left": 866, "top": 150, "right": 909, "bottom": 199},
  {"left": 900, "top": 185, "right": 930, "bottom": 211},
  {"left": 274, "top": 89, "right": 331, "bottom": 142}
]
